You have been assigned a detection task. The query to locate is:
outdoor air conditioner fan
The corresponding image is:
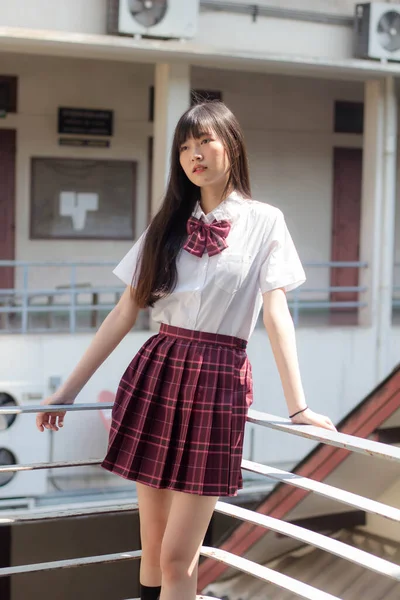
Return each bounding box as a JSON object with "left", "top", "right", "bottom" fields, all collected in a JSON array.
[
  {"left": 0, "top": 384, "right": 49, "bottom": 498},
  {"left": 0, "top": 448, "right": 16, "bottom": 488},
  {"left": 107, "top": 0, "right": 199, "bottom": 39},
  {"left": 355, "top": 3, "right": 400, "bottom": 60},
  {"left": 128, "top": 0, "right": 168, "bottom": 28}
]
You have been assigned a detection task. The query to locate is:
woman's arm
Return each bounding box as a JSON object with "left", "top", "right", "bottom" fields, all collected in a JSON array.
[
  {"left": 36, "top": 287, "right": 140, "bottom": 432},
  {"left": 263, "top": 288, "right": 336, "bottom": 431}
]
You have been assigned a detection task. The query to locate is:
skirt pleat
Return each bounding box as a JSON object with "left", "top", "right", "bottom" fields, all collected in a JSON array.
[{"left": 101, "top": 324, "right": 253, "bottom": 496}]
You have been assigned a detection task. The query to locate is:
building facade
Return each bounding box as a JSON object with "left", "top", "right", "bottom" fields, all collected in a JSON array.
[{"left": 0, "top": 0, "right": 400, "bottom": 501}]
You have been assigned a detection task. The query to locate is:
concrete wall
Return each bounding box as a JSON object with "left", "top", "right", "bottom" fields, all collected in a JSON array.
[
  {"left": 2, "top": 1, "right": 400, "bottom": 63},
  {"left": 0, "top": 0, "right": 356, "bottom": 60},
  {"left": 1, "top": 52, "right": 153, "bottom": 291},
  {"left": 192, "top": 66, "right": 365, "bottom": 296},
  {"left": 218, "top": 1, "right": 386, "bottom": 15},
  {"left": 1, "top": 323, "right": 396, "bottom": 498},
  {"left": 1, "top": 52, "right": 372, "bottom": 297},
  {"left": 11, "top": 511, "right": 141, "bottom": 600},
  {"left": 0, "top": 0, "right": 109, "bottom": 34}
]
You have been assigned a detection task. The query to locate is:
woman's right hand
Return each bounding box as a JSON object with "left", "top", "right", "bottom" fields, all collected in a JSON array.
[{"left": 36, "top": 394, "right": 74, "bottom": 433}]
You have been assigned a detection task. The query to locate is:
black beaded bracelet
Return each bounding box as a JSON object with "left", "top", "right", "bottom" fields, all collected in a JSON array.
[{"left": 289, "top": 406, "right": 308, "bottom": 419}]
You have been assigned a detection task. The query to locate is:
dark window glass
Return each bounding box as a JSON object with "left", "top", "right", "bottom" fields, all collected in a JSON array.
[
  {"left": 191, "top": 90, "right": 223, "bottom": 105},
  {"left": 148, "top": 87, "right": 223, "bottom": 122},
  {"left": 0, "top": 76, "right": 17, "bottom": 114},
  {"left": 334, "top": 101, "right": 364, "bottom": 134}
]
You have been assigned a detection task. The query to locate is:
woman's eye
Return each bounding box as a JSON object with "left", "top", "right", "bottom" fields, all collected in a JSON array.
[
  {"left": 201, "top": 138, "right": 211, "bottom": 144},
  {"left": 180, "top": 145, "right": 188, "bottom": 152}
]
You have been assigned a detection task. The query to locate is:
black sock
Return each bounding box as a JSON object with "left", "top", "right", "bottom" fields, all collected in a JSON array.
[{"left": 140, "top": 584, "right": 162, "bottom": 600}]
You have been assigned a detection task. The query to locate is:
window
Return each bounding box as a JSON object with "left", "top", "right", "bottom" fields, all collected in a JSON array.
[
  {"left": 0, "top": 76, "right": 17, "bottom": 115},
  {"left": 148, "top": 87, "right": 223, "bottom": 121},
  {"left": 334, "top": 101, "right": 364, "bottom": 134}
]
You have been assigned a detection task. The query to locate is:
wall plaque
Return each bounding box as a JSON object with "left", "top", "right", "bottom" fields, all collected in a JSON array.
[{"left": 58, "top": 107, "right": 113, "bottom": 136}]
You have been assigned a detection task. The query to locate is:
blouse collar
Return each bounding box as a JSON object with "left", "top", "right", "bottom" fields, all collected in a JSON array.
[{"left": 192, "top": 191, "right": 246, "bottom": 224}]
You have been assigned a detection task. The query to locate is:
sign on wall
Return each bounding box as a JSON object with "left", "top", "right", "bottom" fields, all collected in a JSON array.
[{"left": 58, "top": 107, "right": 114, "bottom": 136}]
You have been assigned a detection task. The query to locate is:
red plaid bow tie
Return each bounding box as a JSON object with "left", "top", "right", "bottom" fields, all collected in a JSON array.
[{"left": 183, "top": 216, "right": 231, "bottom": 258}]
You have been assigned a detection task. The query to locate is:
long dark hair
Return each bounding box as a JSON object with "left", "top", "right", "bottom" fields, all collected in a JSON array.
[{"left": 134, "top": 101, "right": 251, "bottom": 308}]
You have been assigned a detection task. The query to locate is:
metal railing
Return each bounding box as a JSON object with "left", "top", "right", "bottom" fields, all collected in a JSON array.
[
  {"left": 0, "top": 260, "right": 371, "bottom": 333},
  {"left": 0, "top": 403, "right": 399, "bottom": 599}
]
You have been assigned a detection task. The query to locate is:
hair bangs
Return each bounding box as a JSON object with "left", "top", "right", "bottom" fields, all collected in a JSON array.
[{"left": 175, "top": 104, "right": 219, "bottom": 148}]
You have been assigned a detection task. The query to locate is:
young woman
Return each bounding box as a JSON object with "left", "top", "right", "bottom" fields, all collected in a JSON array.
[{"left": 36, "top": 101, "right": 336, "bottom": 600}]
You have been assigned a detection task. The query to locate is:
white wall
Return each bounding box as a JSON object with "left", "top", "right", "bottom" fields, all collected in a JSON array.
[
  {"left": 0, "top": 326, "right": 382, "bottom": 496},
  {"left": 1, "top": 52, "right": 153, "bottom": 290},
  {"left": 216, "top": 0, "right": 376, "bottom": 15},
  {"left": 391, "top": 328, "right": 400, "bottom": 369},
  {"left": 192, "top": 67, "right": 365, "bottom": 296},
  {"left": 247, "top": 326, "right": 379, "bottom": 467},
  {"left": 196, "top": 11, "right": 353, "bottom": 60},
  {"left": 3, "top": 0, "right": 400, "bottom": 63},
  {"left": 1, "top": 55, "right": 369, "bottom": 297},
  {"left": 0, "top": 0, "right": 355, "bottom": 61},
  {"left": 0, "top": 0, "right": 108, "bottom": 34}
]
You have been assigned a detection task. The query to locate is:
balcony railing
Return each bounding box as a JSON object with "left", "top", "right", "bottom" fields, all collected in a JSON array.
[
  {"left": 0, "top": 403, "right": 398, "bottom": 599},
  {"left": 393, "top": 262, "right": 400, "bottom": 307},
  {"left": 0, "top": 260, "right": 374, "bottom": 333}
]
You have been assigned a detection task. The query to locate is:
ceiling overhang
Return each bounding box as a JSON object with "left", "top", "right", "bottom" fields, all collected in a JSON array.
[{"left": 1, "top": 27, "right": 400, "bottom": 81}]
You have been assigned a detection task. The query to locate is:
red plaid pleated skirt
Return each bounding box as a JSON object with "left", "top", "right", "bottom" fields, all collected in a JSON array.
[{"left": 101, "top": 323, "right": 253, "bottom": 496}]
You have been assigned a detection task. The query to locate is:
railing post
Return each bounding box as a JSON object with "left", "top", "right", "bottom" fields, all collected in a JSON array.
[
  {"left": 69, "top": 265, "right": 77, "bottom": 334},
  {"left": 21, "top": 265, "right": 29, "bottom": 334},
  {"left": 292, "top": 286, "right": 300, "bottom": 327}
]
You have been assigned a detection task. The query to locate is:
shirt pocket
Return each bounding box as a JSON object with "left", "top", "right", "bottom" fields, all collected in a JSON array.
[{"left": 214, "top": 252, "right": 252, "bottom": 294}]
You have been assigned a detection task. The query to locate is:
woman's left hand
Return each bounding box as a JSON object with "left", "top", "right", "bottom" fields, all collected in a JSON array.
[{"left": 290, "top": 407, "right": 336, "bottom": 431}]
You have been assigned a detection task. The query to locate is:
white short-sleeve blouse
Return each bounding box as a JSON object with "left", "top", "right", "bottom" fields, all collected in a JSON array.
[{"left": 113, "top": 192, "right": 306, "bottom": 341}]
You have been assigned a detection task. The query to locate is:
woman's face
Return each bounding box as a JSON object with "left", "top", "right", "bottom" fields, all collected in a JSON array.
[{"left": 179, "top": 130, "right": 230, "bottom": 190}]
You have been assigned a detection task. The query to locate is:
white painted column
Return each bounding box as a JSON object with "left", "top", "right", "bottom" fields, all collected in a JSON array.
[
  {"left": 377, "top": 76, "right": 397, "bottom": 378},
  {"left": 359, "top": 79, "right": 384, "bottom": 330},
  {"left": 151, "top": 62, "right": 191, "bottom": 216},
  {"left": 359, "top": 78, "right": 398, "bottom": 380}
]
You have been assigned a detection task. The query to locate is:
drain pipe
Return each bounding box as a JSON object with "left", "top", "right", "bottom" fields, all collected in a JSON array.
[
  {"left": 200, "top": 1, "right": 354, "bottom": 27},
  {"left": 377, "top": 76, "right": 397, "bottom": 380}
]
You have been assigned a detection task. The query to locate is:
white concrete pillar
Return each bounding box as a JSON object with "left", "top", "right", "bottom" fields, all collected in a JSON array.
[
  {"left": 151, "top": 62, "right": 191, "bottom": 216},
  {"left": 359, "top": 77, "right": 398, "bottom": 380},
  {"left": 359, "top": 79, "right": 385, "bottom": 329}
]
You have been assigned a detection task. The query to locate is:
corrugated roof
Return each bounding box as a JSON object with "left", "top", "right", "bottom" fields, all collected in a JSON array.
[{"left": 205, "top": 530, "right": 400, "bottom": 600}]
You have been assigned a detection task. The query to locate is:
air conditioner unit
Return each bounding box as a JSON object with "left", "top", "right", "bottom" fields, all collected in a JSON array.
[
  {"left": 0, "top": 383, "right": 50, "bottom": 498},
  {"left": 354, "top": 3, "right": 400, "bottom": 61},
  {"left": 108, "top": 0, "right": 199, "bottom": 39}
]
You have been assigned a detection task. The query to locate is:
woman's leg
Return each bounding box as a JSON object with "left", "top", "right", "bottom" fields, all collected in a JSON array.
[
  {"left": 137, "top": 482, "right": 173, "bottom": 593},
  {"left": 159, "top": 491, "right": 218, "bottom": 600}
]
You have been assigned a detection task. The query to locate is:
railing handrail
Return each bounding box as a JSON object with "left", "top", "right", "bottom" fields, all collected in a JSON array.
[
  {"left": 241, "top": 459, "right": 400, "bottom": 523},
  {"left": 0, "top": 287, "right": 123, "bottom": 295},
  {"left": 247, "top": 409, "right": 400, "bottom": 462},
  {"left": 213, "top": 502, "right": 400, "bottom": 581},
  {"left": 0, "top": 286, "right": 369, "bottom": 296},
  {"left": 5, "top": 403, "right": 397, "bottom": 463},
  {"left": 0, "top": 260, "right": 370, "bottom": 268},
  {"left": 1, "top": 259, "right": 387, "bottom": 332},
  {"left": 0, "top": 403, "right": 397, "bottom": 597},
  {"left": 0, "top": 260, "right": 118, "bottom": 267}
]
